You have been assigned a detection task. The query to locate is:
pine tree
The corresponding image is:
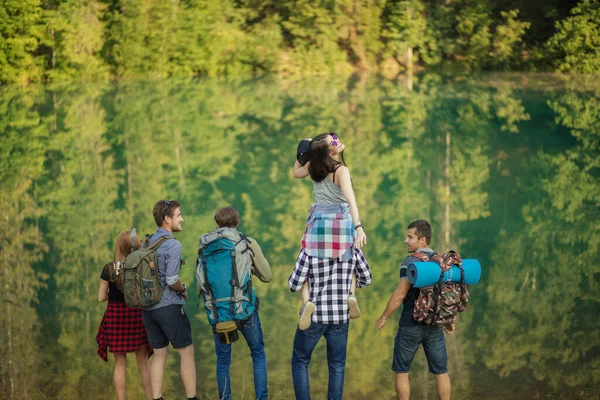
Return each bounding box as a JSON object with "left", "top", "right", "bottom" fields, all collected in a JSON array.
[{"left": 0, "top": 0, "right": 45, "bottom": 83}]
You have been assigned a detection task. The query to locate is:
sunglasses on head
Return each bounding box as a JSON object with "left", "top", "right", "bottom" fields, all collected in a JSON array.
[
  {"left": 160, "top": 200, "right": 174, "bottom": 220},
  {"left": 313, "top": 133, "right": 340, "bottom": 148}
]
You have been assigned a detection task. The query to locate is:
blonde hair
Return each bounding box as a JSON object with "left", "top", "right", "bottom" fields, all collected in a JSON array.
[{"left": 113, "top": 230, "right": 142, "bottom": 262}]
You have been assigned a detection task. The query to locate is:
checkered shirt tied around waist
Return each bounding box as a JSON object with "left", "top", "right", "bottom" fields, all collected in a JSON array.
[
  {"left": 96, "top": 301, "right": 154, "bottom": 361},
  {"left": 288, "top": 248, "right": 372, "bottom": 324},
  {"left": 301, "top": 203, "right": 355, "bottom": 260}
]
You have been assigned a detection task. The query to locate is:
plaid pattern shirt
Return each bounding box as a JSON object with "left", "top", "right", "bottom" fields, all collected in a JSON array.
[
  {"left": 289, "top": 248, "right": 372, "bottom": 324},
  {"left": 301, "top": 205, "right": 355, "bottom": 259}
]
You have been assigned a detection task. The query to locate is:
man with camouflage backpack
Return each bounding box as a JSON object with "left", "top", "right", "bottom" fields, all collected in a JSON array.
[
  {"left": 142, "top": 200, "right": 197, "bottom": 400},
  {"left": 375, "top": 220, "right": 452, "bottom": 400},
  {"left": 197, "top": 207, "right": 273, "bottom": 400}
]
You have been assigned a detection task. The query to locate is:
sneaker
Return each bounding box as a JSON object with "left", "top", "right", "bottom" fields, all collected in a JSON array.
[
  {"left": 348, "top": 294, "right": 360, "bottom": 319},
  {"left": 298, "top": 301, "right": 316, "bottom": 331}
]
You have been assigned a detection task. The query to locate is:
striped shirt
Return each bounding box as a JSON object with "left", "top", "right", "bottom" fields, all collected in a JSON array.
[{"left": 288, "top": 248, "right": 372, "bottom": 324}]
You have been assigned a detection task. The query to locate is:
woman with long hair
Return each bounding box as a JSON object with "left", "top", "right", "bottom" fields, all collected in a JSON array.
[
  {"left": 292, "top": 132, "right": 369, "bottom": 330},
  {"left": 96, "top": 229, "right": 153, "bottom": 400}
]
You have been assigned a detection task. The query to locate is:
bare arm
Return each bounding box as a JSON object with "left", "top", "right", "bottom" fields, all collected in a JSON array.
[
  {"left": 293, "top": 160, "right": 310, "bottom": 179},
  {"left": 336, "top": 166, "right": 366, "bottom": 247},
  {"left": 169, "top": 280, "right": 188, "bottom": 300},
  {"left": 98, "top": 279, "right": 109, "bottom": 302},
  {"left": 375, "top": 279, "right": 412, "bottom": 330}
]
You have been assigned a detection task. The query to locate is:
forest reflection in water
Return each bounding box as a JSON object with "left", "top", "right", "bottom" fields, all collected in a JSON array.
[{"left": 0, "top": 73, "right": 598, "bottom": 399}]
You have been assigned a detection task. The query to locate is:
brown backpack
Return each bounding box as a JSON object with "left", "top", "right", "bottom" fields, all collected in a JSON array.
[{"left": 411, "top": 250, "right": 469, "bottom": 334}]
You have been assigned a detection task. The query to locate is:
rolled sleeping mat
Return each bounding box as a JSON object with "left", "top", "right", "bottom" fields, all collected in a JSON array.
[
  {"left": 407, "top": 259, "right": 481, "bottom": 288},
  {"left": 297, "top": 139, "right": 311, "bottom": 166}
]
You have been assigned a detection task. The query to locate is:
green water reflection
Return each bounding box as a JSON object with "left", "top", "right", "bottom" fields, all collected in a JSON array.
[{"left": 0, "top": 73, "right": 598, "bottom": 400}]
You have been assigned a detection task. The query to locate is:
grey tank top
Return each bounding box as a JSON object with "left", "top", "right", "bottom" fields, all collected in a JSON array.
[{"left": 313, "top": 175, "right": 346, "bottom": 204}]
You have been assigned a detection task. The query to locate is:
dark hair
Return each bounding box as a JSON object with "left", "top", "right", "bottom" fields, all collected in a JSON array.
[
  {"left": 215, "top": 206, "right": 239, "bottom": 228},
  {"left": 152, "top": 199, "right": 182, "bottom": 227},
  {"left": 408, "top": 220, "right": 432, "bottom": 245},
  {"left": 307, "top": 132, "right": 345, "bottom": 182}
]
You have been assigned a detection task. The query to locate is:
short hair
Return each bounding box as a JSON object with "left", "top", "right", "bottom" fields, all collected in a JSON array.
[
  {"left": 152, "top": 199, "right": 181, "bottom": 227},
  {"left": 408, "top": 220, "right": 432, "bottom": 244},
  {"left": 215, "top": 207, "right": 239, "bottom": 228}
]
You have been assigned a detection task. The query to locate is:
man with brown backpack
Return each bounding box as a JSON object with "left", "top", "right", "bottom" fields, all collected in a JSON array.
[{"left": 375, "top": 220, "right": 453, "bottom": 400}]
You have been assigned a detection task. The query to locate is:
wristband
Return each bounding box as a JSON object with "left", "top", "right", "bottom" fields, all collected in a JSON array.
[{"left": 354, "top": 224, "right": 363, "bottom": 231}]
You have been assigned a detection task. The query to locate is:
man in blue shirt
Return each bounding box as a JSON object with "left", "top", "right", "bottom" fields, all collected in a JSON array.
[
  {"left": 142, "top": 199, "right": 197, "bottom": 400},
  {"left": 375, "top": 220, "right": 451, "bottom": 400}
]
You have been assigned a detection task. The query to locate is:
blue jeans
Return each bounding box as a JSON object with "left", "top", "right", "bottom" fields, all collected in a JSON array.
[
  {"left": 213, "top": 311, "right": 268, "bottom": 400},
  {"left": 291, "top": 322, "right": 349, "bottom": 400}
]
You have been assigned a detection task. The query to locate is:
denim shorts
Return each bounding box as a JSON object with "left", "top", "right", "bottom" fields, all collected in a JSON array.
[
  {"left": 392, "top": 324, "right": 448, "bottom": 375},
  {"left": 142, "top": 304, "right": 193, "bottom": 349}
]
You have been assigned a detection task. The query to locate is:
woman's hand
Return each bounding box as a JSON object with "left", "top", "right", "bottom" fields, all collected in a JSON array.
[{"left": 354, "top": 227, "right": 366, "bottom": 248}]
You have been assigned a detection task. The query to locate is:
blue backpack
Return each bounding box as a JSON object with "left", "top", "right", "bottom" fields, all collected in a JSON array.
[{"left": 196, "top": 228, "right": 257, "bottom": 327}]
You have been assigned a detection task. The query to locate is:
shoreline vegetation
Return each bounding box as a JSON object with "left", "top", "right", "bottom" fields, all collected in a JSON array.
[{"left": 1, "top": 0, "right": 599, "bottom": 85}]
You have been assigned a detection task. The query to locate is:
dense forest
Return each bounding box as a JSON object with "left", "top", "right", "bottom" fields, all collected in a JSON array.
[{"left": 1, "top": 0, "right": 599, "bottom": 84}]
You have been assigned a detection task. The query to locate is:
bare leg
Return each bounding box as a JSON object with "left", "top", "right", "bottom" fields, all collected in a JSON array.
[
  {"left": 176, "top": 344, "right": 197, "bottom": 398},
  {"left": 348, "top": 274, "right": 360, "bottom": 319},
  {"left": 395, "top": 372, "right": 410, "bottom": 400},
  {"left": 135, "top": 346, "right": 153, "bottom": 400},
  {"left": 435, "top": 373, "right": 451, "bottom": 400},
  {"left": 298, "top": 280, "right": 315, "bottom": 330},
  {"left": 301, "top": 280, "right": 310, "bottom": 303},
  {"left": 150, "top": 346, "right": 168, "bottom": 399},
  {"left": 113, "top": 353, "right": 127, "bottom": 400}
]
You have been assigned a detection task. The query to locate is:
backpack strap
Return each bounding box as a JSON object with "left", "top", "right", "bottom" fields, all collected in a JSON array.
[
  {"left": 203, "top": 256, "right": 219, "bottom": 324},
  {"left": 411, "top": 251, "right": 439, "bottom": 304},
  {"left": 332, "top": 164, "right": 342, "bottom": 184},
  {"left": 143, "top": 234, "right": 152, "bottom": 248},
  {"left": 235, "top": 234, "right": 254, "bottom": 303},
  {"left": 411, "top": 251, "right": 433, "bottom": 262},
  {"left": 147, "top": 235, "right": 174, "bottom": 250},
  {"left": 230, "top": 248, "right": 239, "bottom": 318}
]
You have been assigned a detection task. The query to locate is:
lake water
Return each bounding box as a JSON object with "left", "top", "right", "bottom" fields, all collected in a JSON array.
[{"left": 1, "top": 73, "right": 598, "bottom": 400}]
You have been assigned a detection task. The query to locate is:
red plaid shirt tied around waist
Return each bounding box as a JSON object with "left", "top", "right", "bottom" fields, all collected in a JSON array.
[
  {"left": 96, "top": 300, "right": 153, "bottom": 361},
  {"left": 301, "top": 203, "right": 355, "bottom": 260}
]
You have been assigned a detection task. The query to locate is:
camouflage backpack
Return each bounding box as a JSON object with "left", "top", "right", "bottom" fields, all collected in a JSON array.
[{"left": 412, "top": 250, "right": 469, "bottom": 333}]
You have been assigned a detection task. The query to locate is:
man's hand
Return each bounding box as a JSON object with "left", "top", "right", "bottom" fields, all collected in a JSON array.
[
  {"left": 181, "top": 288, "right": 188, "bottom": 300},
  {"left": 375, "top": 315, "right": 387, "bottom": 331}
]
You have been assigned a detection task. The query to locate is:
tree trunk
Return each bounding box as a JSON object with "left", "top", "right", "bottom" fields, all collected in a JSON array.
[{"left": 444, "top": 131, "right": 451, "bottom": 250}]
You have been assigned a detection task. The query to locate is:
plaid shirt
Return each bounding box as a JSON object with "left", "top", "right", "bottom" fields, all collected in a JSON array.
[
  {"left": 289, "top": 248, "right": 372, "bottom": 324},
  {"left": 301, "top": 204, "right": 355, "bottom": 259}
]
